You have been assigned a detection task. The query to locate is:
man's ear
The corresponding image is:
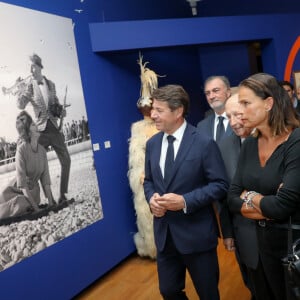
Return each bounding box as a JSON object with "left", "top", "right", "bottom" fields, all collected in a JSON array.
[
  {"left": 226, "top": 89, "right": 231, "bottom": 99},
  {"left": 176, "top": 106, "right": 184, "bottom": 118}
]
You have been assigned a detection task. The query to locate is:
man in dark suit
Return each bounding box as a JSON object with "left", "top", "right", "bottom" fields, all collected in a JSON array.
[
  {"left": 143, "top": 84, "right": 228, "bottom": 300},
  {"left": 197, "top": 76, "right": 233, "bottom": 143},
  {"left": 218, "top": 93, "right": 258, "bottom": 300}
]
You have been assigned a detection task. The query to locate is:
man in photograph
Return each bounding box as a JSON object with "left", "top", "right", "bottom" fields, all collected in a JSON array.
[{"left": 16, "top": 53, "right": 71, "bottom": 204}]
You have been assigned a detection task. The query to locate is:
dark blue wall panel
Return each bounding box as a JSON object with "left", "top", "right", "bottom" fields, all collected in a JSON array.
[
  {"left": 198, "top": 42, "right": 254, "bottom": 87},
  {"left": 89, "top": 16, "right": 274, "bottom": 52},
  {"left": 89, "top": 14, "right": 300, "bottom": 80}
]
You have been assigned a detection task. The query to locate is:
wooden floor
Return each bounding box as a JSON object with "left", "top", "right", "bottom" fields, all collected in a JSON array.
[{"left": 74, "top": 239, "right": 251, "bottom": 300}]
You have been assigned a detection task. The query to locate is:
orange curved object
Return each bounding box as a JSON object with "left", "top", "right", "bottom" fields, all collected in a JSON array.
[{"left": 284, "top": 36, "right": 300, "bottom": 81}]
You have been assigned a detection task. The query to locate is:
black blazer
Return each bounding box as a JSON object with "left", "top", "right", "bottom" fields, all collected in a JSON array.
[{"left": 219, "top": 134, "right": 259, "bottom": 269}]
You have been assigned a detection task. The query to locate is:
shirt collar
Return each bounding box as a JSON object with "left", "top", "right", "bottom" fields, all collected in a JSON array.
[
  {"left": 163, "top": 120, "right": 187, "bottom": 142},
  {"left": 214, "top": 111, "right": 227, "bottom": 121}
]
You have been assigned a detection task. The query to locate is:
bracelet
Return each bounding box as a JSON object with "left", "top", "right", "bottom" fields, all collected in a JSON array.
[{"left": 243, "top": 191, "right": 258, "bottom": 209}]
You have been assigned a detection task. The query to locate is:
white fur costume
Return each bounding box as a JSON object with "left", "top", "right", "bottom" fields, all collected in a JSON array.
[
  {"left": 128, "top": 54, "right": 163, "bottom": 259},
  {"left": 128, "top": 117, "right": 158, "bottom": 259}
]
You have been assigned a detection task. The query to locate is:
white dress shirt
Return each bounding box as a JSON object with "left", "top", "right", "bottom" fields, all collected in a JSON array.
[
  {"left": 213, "top": 112, "right": 229, "bottom": 141},
  {"left": 37, "top": 78, "right": 49, "bottom": 109}
]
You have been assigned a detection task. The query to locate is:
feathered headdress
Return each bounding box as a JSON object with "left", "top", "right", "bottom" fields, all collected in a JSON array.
[{"left": 137, "top": 53, "right": 164, "bottom": 108}]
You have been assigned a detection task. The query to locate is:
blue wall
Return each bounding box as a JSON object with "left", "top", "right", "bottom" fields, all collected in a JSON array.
[
  {"left": 0, "top": 1, "right": 195, "bottom": 299},
  {"left": 198, "top": 43, "right": 252, "bottom": 87},
  {"left": 1, "top": 1, "right": 300, "bottom": 299}
]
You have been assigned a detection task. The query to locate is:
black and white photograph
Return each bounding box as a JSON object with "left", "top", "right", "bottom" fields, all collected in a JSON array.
[{"left": 0, "top": 2, "right": 103, "bottom": 271}]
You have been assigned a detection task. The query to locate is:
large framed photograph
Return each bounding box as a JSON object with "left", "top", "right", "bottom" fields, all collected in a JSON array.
[
  {"left": 0, "top": 2, "right": 103, "bottom": 272},
  {"left": 293, "top": 70, "right": 300, "bottom": 93}
]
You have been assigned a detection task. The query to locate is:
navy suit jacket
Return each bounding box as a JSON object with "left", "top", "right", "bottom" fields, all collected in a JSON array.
[
  {"left": 219, "top": 134, "right": 259, "bottom": 269},
  {"left": 143, "top": 123, "right": 228, "bottom": 254},
  {"left": 197, "top": 113, "right": 233, "bottom": 142}
]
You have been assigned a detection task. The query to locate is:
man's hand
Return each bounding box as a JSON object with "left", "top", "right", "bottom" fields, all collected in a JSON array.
[
  {"left": 223, "top": 238, "right": 236, "bottom": 252},
  {"left": 156, "top": 193, "right": 185, "bottom": 211},
  {"left": 149, "top": 193, "right": 166, "bottom": 217}
]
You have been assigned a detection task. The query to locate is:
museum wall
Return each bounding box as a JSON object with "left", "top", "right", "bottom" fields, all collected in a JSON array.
[
  {"left": 0, "top": 1, "right": 193, "bottom": 300},
  {"left": 1, "top": 1, "right": 300, "bottom": 300}
]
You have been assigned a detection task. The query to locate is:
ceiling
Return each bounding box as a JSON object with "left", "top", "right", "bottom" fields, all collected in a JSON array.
[
  {"left": 189, "top": 0, "right": 300, "bottom": 17},
  {"left": 89, "top": 1, "right": 300, "bottom": 25}
]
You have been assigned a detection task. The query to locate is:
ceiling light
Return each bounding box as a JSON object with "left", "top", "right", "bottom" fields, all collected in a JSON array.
[{"left": 186, "top": 0, "right": 202, "bottom": 16}]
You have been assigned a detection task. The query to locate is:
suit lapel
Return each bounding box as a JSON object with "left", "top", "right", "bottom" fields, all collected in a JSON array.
[
  {"left": 208, "top": 115, "right": 215, "bottom": 138},
  {"left": 232, "top": 135, "right": 241, "bottom": 167},
  {"left": 225, "top": 124, "right": 233, "bottom": 136}
]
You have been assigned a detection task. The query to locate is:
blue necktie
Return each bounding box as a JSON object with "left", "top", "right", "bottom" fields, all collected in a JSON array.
[
  {"left": 216, "top": 116, "right": 225, "bottom": 142},
  {"left": 164, "top": 135, "right": 175, "bottom": 183}
]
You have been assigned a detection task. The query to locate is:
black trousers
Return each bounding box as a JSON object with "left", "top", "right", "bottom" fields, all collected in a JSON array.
[
  {"left": 253, "top": 223, "right": 294, "bottom": 300},
  {"left": 234, "top": 246, "right": 255, "bottom": 296},
  {"left": 38, "top": 120, "right": 71, "bottom": 197},
  {"left": 156, "top": 230, "right": 220, "bottom": 300},
  {"left": 248, "top": 257, "right": 275, "bottom": 300}
]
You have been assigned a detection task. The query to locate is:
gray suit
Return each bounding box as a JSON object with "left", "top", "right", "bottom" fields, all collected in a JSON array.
[{"left": 219, "top": 134, "right": 259, "bottom": 269}]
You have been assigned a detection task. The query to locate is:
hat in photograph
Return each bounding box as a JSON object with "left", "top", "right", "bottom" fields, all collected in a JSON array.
[{"left": 29, "top": 53, "right": 43, "bottom": 69}]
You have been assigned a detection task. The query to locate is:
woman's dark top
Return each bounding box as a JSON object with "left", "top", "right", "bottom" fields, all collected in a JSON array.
[{"left": 228, "top": 128, "right": 300, "bottom": 223}]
